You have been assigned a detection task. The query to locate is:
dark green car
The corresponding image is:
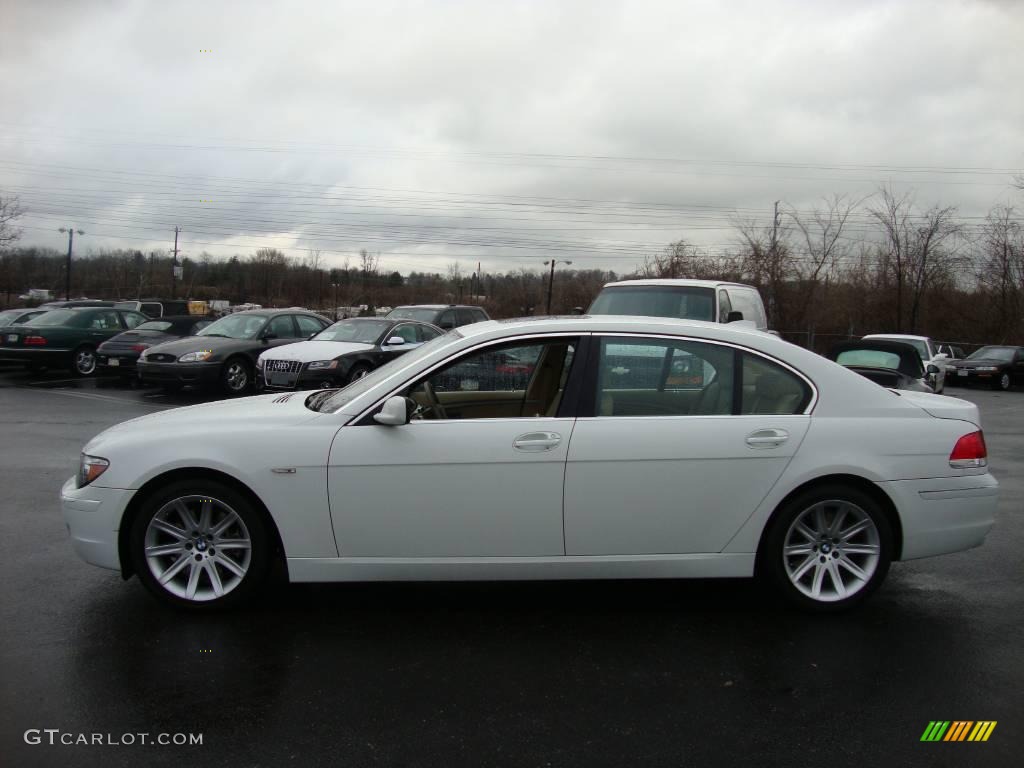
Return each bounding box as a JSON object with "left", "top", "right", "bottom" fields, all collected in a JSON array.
[{"left": 0, "top": 307, "right": 150, "bottom": 376}]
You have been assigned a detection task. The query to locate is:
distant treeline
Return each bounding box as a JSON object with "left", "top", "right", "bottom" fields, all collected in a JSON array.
[{"left": 1, "top": 189, "right": 1022, "bottom": 351}]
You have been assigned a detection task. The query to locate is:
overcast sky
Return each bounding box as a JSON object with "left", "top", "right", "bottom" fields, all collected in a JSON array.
[{"left": 1, "top": 0, "right": 1022, "bottom": 276}]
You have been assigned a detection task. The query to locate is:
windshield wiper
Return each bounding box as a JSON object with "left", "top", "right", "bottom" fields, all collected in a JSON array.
[{"left": 201, "top": 333, "right": 229, "bottom": 338}]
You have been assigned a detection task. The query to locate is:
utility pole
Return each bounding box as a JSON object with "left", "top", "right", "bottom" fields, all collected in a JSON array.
[
  {"left": 58, "top": 227, "right": 85, "bottom": 300},
  {"left": 544, "top": 259, "right": 573, "bottom": 315},
  {"left": 770, "top": 200, "right": 780, "bottom": 259},
  {"left": 170, "top": 226, "right": 181, "bottom": 299}
]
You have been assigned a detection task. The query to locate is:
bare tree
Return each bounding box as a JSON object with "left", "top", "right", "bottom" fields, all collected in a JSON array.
[
  {"left": 0, "top": 195, "right": 23, "bottom": 248},
  {"left": 868, "top": 187, "right": 962, "bottom": 332},
  {"left": 976, "top": 205, "right": 1023, "bottom": 341}
]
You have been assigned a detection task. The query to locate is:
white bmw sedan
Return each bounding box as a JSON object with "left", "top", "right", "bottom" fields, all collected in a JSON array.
[{"left": 61, "top": 316, "right": 998, "bottom": 611}]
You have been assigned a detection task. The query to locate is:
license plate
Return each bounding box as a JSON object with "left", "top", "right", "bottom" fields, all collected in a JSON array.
[
  {"left": 108, "top": 358, "right": 120, "bottom": 367},
  {"left": 5, "top": 334, "right": 16, "bottom": 343},
  {"left": 267, "top": 372, "right": 294, "bottom": 387},
  {"left": 957, "top": 369, "right": 968, "bottom": 377}
]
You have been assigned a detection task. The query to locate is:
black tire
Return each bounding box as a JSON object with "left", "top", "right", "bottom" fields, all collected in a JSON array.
[
  {"left": 129, "top": 478, "right": 270, "bottom": 610},
  {"left": 993, "top": 372, "right": 1011, "bottom": 391},
  {"left": 70, "top": 345, "right": 98, "bottom": 377},
  {"left": 759, "top": 483, "right": 893, "bottom": 612},
  {"left": 345, "top": 362, "right": 372, "bottom": 384},
  {"left": 221, "top": 357, "right": 252, "bottom": 395}
]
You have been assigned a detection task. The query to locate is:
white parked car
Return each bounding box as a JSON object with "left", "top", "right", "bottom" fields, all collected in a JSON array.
[
  {"left": 862, "top": 334, "right": 948, "bottom": 393},
  {"left": 62, "top": 316, "right": 998, "bottom": 611}
]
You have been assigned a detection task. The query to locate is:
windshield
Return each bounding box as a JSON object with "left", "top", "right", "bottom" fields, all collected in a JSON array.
[
  {"left": 315, "top": 319, "right": 391, "bottom": 344},
  {"left": 197, "top": 314, "right": 267, "bottom": 339},
  {"left": 588, "top": 286, "right": 715, "bottom": 322},
  {"left": 30, "top": 309, "right": 85, "bottom": 327},
  {"left": 137, "top": 321, "right": 173, "bottom": 332},
  {"left": 387, "top": 308, "right": 440, "bottom": 322},
  {"left": 967, "top": 346, "right": 1015, "bottom": 362},
  {"left": 0, "top": 310, "right": 24, "bottom": 326},
  {"left": 317, "top": 330, "right": 462, "bottom": 413}
]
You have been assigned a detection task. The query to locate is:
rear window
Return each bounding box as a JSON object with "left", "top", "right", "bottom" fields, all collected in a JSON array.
[
  {"left": 589, "top": 286, "right": 715, "bottom": 321},
  {"left": 836, "top": 350, "right": 902, "bottom": 370},
  {"left": 387, "top": 308, "right": 441, "bottom": 322},
  {"left": 137, "top": 321, "right": 173, "bottom": 332},
  {"left": 31, "top": 309, "right": 85, "bottom": 326}
]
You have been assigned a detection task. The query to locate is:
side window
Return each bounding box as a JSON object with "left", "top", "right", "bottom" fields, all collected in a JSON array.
[
  {"left": 121, "top": 312, "right": 146, "bottom": 329},
  {"left": 406, "top": 339, "right": 576, "bottom": 420},
  {"left": 391, "top": 324, "right": 419, "bottom": 343},
  {"left": 595, "top": 337, "right": 735, "bottom": 417},
  {"left": 295, "top": 315, "right": 324, "bottom": 337},
  {"left": 472, "top": 309, "right": 489, "bottom": 322},
  {"left": 456, "top": 309, "right": 477, "bottom": 326},
  {"left": 418, "top": 325, "right": 442, "bottom": 342},
  {"left": 726, "top": 288, "right": 767, "bottom": 328},
  {"left": 717, "top": 290, "right": 732, "bottom": 323},
  {"left": 91, "top": 310, "right": 121, "bottom": 330},
  {"left": 267, "top": 315, "right": 299, "bottom": 338},
  {"left": 740, "top": 354, "right": 810, "bottom": 415},
  {"left": 437, "top": 310, "right": 456, "bottom": 330}
]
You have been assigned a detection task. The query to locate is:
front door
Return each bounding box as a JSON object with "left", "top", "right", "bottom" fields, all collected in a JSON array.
[
  {"left": 564, "top": 335, "right": 812, "bottom": 555},
  {"left": 327, "top": 335, "right": 581, "bottom": 557}
]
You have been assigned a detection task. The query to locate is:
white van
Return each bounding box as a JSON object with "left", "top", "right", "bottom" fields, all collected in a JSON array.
[{"left": 588, "top": 279, "right": 770, "bottom": 331}]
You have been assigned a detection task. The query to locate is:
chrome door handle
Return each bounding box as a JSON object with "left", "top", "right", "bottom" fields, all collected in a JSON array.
[
  {"left": 513, "top": 431, "right": 562, "bottom": 452},
  {"left": 746, "top": 428, "right": 789, "bottom": 448}
]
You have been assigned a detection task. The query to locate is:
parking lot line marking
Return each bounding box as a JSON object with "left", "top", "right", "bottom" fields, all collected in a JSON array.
[{"left": 24, "top": 388, "right": 170, "bottom": 410}]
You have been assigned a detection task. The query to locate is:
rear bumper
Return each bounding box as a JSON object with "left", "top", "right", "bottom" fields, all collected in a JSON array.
[
  {"left": 137, "top": 360, "right": 221, "bottom": 387},
  {"left": 60, "top": 476, "right": 135, "bottom": 572},
  {"left": 880, "top": 473, "right": 999, "bottom": 560}
]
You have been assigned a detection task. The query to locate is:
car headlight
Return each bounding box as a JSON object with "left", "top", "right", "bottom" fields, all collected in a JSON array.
[
  {"left": 178, "top": 349, "right": 214, "bottom": 363},
  {"left": 256, "top": 357, "right": 265, "bottom": 369},
  {"left": 307, "top": 360, "right": 339, "bottom": 370},
  {"left": 79, "top": 454, "right": 110, "bottom": 488},
  {"left": 975, "top": 366, "right": 998, "bottom": 372}
]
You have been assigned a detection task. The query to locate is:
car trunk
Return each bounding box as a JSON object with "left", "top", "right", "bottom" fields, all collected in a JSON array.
[{"left": 896, "top": 390, "right": 980, "bottom": 427}]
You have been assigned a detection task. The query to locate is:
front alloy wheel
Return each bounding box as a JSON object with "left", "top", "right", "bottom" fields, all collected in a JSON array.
[
  {"left": 222, "top": 359, "right": 251, "bottom": 394},
  {"left": 130, "top": 481, "right": 269, "bottom": 609},
  {"left": 762, "top": 486, "right": 892, "bottom": 611},
  {"left": 994, "top": 372, "right": 1010, "bottom": 391}
]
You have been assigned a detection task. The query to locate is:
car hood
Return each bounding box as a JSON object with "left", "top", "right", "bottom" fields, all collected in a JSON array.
[
  {"left": 258, "top": 340, "right": 374, "bottom": 362},
  {"left": 955, "top": 358, "right": 1007, "bottom": 368},
  {"left": 897, "top": 390, "right": 981, "bottom": 427},
  {"left": 144, "top": 335, "right": 257, "bottom": 357},
  {"left": 85, "top": 392, "right": 328, "bottom": 455}
]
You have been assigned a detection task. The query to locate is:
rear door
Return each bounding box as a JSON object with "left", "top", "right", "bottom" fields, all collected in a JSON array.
[{"left": 563, "top": 335, "right": 812, "bottom": 555}]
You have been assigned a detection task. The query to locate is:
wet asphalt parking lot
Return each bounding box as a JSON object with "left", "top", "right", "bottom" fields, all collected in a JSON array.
[{"left": 0, "top": 366, "right": 1021, "bottom": 768}]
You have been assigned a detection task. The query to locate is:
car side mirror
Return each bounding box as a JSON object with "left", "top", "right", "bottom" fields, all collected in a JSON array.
[
  {"left": 261, "top": 333, "right": 277, "bottom": 342},
  {"left": 373, "top": 395, "right": 413, "bottom": 426},
  {"left": 934, "top": 353, "right": 948, "bottom": 361},
  {"left": 571, "top": 306, "right": 584, "bottom": 315},
  {"left": 726, "top": 311, "right": 744, "bottom": 323},
  {"left": 439, "top": 323, "right": 454, "bottom": 330},
  {"left": 385, "top": 336, "right": 405, "bottom": 346},
  {"left": 926, "top": 364, "right": 941, "bottom": 375}
]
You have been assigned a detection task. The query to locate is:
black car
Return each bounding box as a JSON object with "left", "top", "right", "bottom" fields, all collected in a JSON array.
[
  {"left": 136, "top": 309, "right": 331, "bottom": 395},
  {"left": 0, "top": 307, "right": 150, "bottom": 375},
  {"left": 257, "top": 317, "right": 443, "bottom": 391},
  {"left": 826, "top": 339, "right": 936, "bottom": 392},
  {"left": 0, "top": 308, "right": 48, "bottom": 327},
  {"left": 97, "top": 315, "right": 214, "bottom": 376},
  {"left": 946, "top": 345, "right": 1024, "bottom": 391},
  {"left": 385, "top": 304, "right": 489, "bottom": 330}
]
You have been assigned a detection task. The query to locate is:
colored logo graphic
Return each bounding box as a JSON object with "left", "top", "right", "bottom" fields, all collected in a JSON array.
[{"left": 921, "top": 721, "right": 997, "bottom": 742}]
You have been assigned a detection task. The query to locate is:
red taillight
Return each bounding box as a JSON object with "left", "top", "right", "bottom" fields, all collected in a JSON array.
[
  {"left": 950, "top": 430, "right": 987, "bottom": 468},
  {"left": 24, "top": 335, "right": 47, "bottom": 346},
  {"left": 131, "top": 344, "right": 150, "bottom": 353}
]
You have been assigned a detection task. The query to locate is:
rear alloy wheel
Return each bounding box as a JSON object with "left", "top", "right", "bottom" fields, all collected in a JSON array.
[
  {"left": 762, "top": 485, "right": 893, "bottom": 611},
  {"left": 221, "top": 358, "right": 251, "bottom": 395},
  {"left": 130, "top": 480, "right": 269, "bottom": 609},
  {"left": 993, "top": 372, "right": 1011, "bottom": 391},
  {"left": 71, "top": 346, "right": 98, "bottom": 376}
]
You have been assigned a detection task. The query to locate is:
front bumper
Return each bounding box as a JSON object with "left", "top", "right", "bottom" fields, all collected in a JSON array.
[
  {"left": 258, "top": 365, "right": 345, "bottom": 391},
  {"left": 60, "top": 476, "right": 135, "bottom": 572},
  {"left": 137, "top": 359, "right": 221, "bottom": 387},
  {"left": 880, "top": 473, "right": 999, "bottom": 560},
  {"left": 949, "top": 368, "right": 1002, "bottom": 385}
]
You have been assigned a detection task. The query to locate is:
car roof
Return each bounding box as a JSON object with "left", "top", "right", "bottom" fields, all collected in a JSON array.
[
  {"left": 601, "top": 279, "right": 756, "bottom": 289},
  {"left": 391, "top": 304, "right": 483, "bottom": 310}
]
